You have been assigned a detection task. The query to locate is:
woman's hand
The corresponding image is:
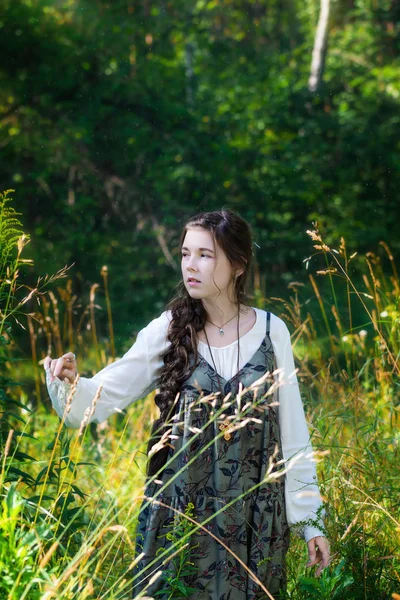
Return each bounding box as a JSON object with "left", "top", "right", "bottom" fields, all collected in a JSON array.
[
  {"left": 44, "top": 352, "right": 77, "bottom": 384},
  {"left": 306, "top": 535, "right": 330, "bottom": 576}
]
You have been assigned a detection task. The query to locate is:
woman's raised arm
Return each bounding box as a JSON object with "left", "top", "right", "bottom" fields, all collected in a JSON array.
[{"left": 43, "top": 311, "right": 171, "bottom": 428}]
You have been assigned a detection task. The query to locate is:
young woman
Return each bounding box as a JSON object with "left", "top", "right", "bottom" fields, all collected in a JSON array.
[{"left": 44, "top": 209, "right": 329, "bottom": 599}]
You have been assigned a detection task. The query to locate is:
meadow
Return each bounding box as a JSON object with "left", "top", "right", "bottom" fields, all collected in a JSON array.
[{"left": 1, "top": 190, "right": 399, "bottom": 599}]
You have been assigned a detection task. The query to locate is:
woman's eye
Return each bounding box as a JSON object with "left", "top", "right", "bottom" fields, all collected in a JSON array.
[{"left": 181, "top": 252, "right": 211, "bottom": 258}]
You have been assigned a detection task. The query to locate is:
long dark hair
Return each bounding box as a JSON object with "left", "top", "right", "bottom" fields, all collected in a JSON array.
[{"left": 146, "top": 209, "right": 253, "bottom": 477}]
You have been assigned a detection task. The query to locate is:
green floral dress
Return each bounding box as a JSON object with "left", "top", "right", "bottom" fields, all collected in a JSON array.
[{"left": 133, "top": 312, "right": 290, "bottom": 599}]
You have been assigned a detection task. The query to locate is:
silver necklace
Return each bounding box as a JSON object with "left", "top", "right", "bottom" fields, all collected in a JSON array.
[
  {"left": 207, "top": 312, "right": 238, "bottom": 337},
  {"left": 203, "top": 310, "right": 240, "bottom": 442}
]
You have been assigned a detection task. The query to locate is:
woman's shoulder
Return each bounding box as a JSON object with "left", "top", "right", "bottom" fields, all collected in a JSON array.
[
  {"left": 252, "top": 307, "right": 290, "bottom": 337},
  {"left": 133, "top": 310, "right": 172, "bottom": 355},
  {"left": 141, "top": 310, "right": 172, "bottom": 336}
]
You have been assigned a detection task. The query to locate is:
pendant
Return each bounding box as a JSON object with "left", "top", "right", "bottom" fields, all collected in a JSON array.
[
  {"left": 219, "top": 418, "right": 232, "bottom": 441},
  {"left": 219, "top": 328, "right": 224, "bottom": 336}
]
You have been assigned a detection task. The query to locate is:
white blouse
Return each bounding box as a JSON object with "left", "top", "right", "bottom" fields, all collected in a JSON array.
[{"left": 45, "top": 307, "right": 325, "bottom": 542}]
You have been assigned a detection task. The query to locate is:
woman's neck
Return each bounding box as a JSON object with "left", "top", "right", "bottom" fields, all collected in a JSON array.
[{"left": 202, "top": 297, "right": 241, "bottom": 326}]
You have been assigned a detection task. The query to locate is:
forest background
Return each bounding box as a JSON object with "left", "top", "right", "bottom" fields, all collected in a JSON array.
[
  {"left": 1, "top": 0, "right": 400, "bottom": 343},
  {"left": 0, "top": 0, "right": 399, "bottom": 599}
]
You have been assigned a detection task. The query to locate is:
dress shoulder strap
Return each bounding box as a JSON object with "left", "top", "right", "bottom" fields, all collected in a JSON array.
[{"left": 266, "top": 311, "right": 271, "bottom": 335}]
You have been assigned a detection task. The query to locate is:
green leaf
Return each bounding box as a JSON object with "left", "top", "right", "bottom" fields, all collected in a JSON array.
[{"left": 5, "top": 467, "right": 35, "bottom": 484}]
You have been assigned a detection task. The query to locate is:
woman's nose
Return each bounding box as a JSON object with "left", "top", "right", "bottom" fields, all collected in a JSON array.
[{"left": 187, "top": 258, "right": 198, "bottom": 271}]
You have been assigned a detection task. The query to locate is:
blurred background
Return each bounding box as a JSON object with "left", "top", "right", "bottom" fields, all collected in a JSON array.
[{"left": 1, "top": 0, "right": 399, "bottom": 344}]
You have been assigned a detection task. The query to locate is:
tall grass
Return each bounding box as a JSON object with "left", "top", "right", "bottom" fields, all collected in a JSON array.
[{"left": 1, "top": 193, "right": 399, "bottom": 599}]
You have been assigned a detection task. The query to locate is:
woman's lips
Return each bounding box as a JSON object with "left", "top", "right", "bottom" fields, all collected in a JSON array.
[{"left": 187, "top": 278, "right": 201, "bottom": 286}]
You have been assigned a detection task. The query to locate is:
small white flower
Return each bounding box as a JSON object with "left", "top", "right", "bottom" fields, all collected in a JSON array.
[
  {"left": 342, "top": 335, "right": 349, "bottom": 342},
  {"left": 359, "top": 329, "right": 367, "bottom": 338},
  {"left": 380, "top": 310, "right": 388, "bottom": 317}
]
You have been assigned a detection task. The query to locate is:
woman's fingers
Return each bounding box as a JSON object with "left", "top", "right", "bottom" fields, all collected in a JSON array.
[
  {"left": 53, "top": 357, "right": 63, "bottom": 378},
  {"left": 49, "top": 358, "right": 59, "bottom": 381},
  {"left": 50, "top": 358, "right": 58, "bottom": 376},
  {"left": 306, "top": 538, "right": 319, "bottom": 567},
  {"left": 45, "top": 353, "right": 77, "bottom": 383},
  {"left": 62, "top": 368, "right": 77, "bottom": 383},
  {"left": 61, "top": 354, "right": 77, "bottom": 383},
  {"left": 315, "top": 538, "right": 330, "bottom": 576},
  {"left": 307, "top": 536, "right": 330, "bottom": 576}
]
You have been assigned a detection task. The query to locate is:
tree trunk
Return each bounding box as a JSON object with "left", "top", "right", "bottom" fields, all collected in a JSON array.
[{"left": 308, "top": 0, "right": 330, "bottom": 92}]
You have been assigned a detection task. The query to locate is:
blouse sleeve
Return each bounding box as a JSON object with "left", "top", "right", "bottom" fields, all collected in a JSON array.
[
  {"left": 45, "top": 311, "right": 172, "bottom": 428},
  {"left": 270, "top": 314, "right": 325, "bottom": 543}
]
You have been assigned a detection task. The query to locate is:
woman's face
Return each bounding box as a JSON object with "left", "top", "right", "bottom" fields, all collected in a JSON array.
[{"left": 181, "top": 227, "right": 236, "bottom": 302}]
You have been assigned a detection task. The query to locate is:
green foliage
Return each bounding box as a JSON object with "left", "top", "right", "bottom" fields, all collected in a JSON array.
[
  {"left": 0, "top": 189, "right": 94, "bottom": 598},
  {"left": 0, "top": 482, "right": 55, "bottom": 599},
  {"left": 155, "top": 501, "right": 200, "bottom": 599},
  {"left": 0, "top": 0, "right": 399, "bottom": 339},
  {"left": 0, "top": 319, "right": 23, "bottom": 449},
  {"left": 0, "top": 189, "right": 397, "bottom": 597},
  {"left": 0, "top": 190, "right": 26, "bottom": 289},
  {"left": 0, "top": 188, "right": 32, "bottom": 464},
  {"left": 0, "top": 189, "right": 31, "bottom": 332},
  {"left": 298, "top": 560, "right": 354, "bottom": 600}
]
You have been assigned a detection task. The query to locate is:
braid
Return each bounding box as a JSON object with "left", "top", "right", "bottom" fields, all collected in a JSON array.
[
  {"left": 146, "top": 289, "right": 207, "bottom": 477},
  {"left": 146, "top": 208, "right": 252, "bottom": 477}
]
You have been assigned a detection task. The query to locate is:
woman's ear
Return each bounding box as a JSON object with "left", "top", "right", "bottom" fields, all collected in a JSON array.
[{"left": 236, "top": 259, "right": 247, "bottom": 278}]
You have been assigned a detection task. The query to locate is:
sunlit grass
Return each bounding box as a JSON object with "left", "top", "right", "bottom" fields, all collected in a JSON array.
[{"left": 2, "top": 213, "right": 399, "bottom": 599}]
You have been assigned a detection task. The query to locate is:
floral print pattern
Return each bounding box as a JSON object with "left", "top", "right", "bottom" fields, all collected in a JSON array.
[{"left": 133, "top": 312, "right": 290, "bottom": 599}]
